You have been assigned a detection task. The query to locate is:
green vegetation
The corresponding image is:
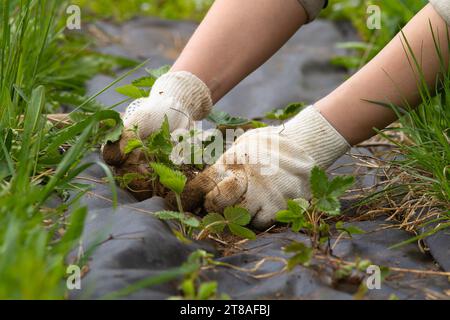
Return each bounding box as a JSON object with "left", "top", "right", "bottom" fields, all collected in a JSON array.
[
  {"left": 0, "top": 0, "right": 126, "bottom": 298},
  {"left": 75, "top": 0, "right": 214, "bottom": 22},
  {"left": 363, "top": 28, "right": 450, "bottom": 244},
  {"left": 324, "top": 0, "right": 427, "bottom": 68},
  {"left": 323, "top": 0, "right": 449, "bottom": 242},
  {"left": 275, "top": 167, "right": 359, "bottom": 257}
]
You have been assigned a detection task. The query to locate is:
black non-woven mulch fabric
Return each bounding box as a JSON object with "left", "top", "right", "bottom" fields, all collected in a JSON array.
[{"left": 69, "top": 153, "right": 449, "bottom": 300}]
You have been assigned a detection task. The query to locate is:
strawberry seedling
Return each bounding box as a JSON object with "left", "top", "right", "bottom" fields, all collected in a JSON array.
[
  {"left": 199, "top": 206, "right": 256, "bottom": 240},
  {"left": 276, "top": 166, "right": 355, "bottom": 249}
]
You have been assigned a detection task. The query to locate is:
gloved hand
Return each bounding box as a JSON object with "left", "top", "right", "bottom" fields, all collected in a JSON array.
[
  {"left": 103, "top": 71, "right": 213, "bottom": 166},
  {"left": 179, "top": 106, "right": 350, "bottom": 229}
]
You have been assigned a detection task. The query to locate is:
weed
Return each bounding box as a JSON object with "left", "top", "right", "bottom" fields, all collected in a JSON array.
[{"left": 276, "top": 166, "right": 355, "bottom": 249}]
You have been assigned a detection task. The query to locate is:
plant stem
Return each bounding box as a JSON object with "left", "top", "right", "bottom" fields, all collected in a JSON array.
[
  {"left": 175, "top": 193, "right": 184, "bottom": 214},
  {"left": 196, "top": 221, "right": 227, "bottom": 240}
]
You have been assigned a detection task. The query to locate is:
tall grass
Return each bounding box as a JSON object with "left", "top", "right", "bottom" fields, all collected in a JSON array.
[
  {"left": 0, "top": 0, "right": 122, "bottom": 298},
  {"left": 362, "top": 26, "right": 450, "bottom": 244}
]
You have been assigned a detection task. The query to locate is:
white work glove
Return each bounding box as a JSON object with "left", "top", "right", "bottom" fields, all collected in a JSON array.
[
  {"left": 103, "top": 71, "right": 213, "bottom": 166},
  {"left": 179, "top": 106, "right": 351, "bottom": 229}
]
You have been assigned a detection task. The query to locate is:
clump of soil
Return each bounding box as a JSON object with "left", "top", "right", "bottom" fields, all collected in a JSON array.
[{"left": 103, "top": 139, "right": 202, "bottom": 202}]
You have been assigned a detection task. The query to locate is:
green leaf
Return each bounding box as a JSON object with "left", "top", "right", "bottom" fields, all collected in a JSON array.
[
  {"left": 310, "top": 166, "right": 354, "bottom": 216},
  {"left": 228, "top": 223, "right": 256, "bottom": 240},
  {"left": 124, "top": 139, "right": 143, "bottom": 154},
  {"left": 202, "top": 213, "right": 226, "bottom": 233},
  {"left": 224, "top": 206, "right": 251, "bottom": 226},
  {"left": 290, "top": 198, "right": 309, "bottom": 211},
  {"left": 146, "top": 115, "right": 172, "bottom": 159},
  {"left": 275, "top": 210, "right": 298, "bottom": 223},
  {"left": 275, "top": 199, "right": 308, "bottom": 232},
  {"left": 250, "top": 120, "right": 268, "bottom": 128},
  {"left": 104, "top": 121, "right": 124, "bottom": 144},
  {"left": 316, "top": 197, "right": 341, "bottom": 216},
  {"left": 132, "top": 76, "right": 156, "bottom": 88},
  {"left": 197, "top": 281, "right": 218, "bottom": 300},
  {"left": 146, "top": 65, "right": 171, "bottom": 79},
  {"left": 150, "top": 163, "right": 186, "bottom": 195},
  {"left": 153, "top": 211, "right": 200, "bottom": 228},
  {"left": 329, "top": 175, "right": 355, "bottom": 198},
  {"left": 284, "top": 241, "right": 313, "bottom": 269},
  {"left": 265, "top": 102, "right": 305, "bottom": 121},
  {"left": 115, "top": 84, "right": 148, "bottom": 99},
  {"left": 207, "top": 110, "right": 250, "bottom": 126},
  {"left": 310, "top": 166, "right": 330, "bottom": 199}
]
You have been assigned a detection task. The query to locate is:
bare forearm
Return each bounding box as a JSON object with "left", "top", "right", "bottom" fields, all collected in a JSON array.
[
  {"left": 316, "top": 4, "right": 449, "bottom": 145},
  {"left": 171, "top": 0, "right": 307, "bottom": 103}
]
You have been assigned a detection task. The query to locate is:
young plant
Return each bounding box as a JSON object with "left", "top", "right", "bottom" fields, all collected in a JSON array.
[
  {"left": 125, "top": 115, "right": 173, "bottom": 165},
  {"left": 150, "top": 162, "right": 186, "bottom": 211},
  {"left": 199, "top": 206, "right": 256, "bottom": 240},
  {"left": 276, "top": 166, "right": 355, "bottom": 249},
  {"left": 170, "top": 250, "right": 229, "bottom": 300},
  {"left": 149, "top": 162, "right": 202, "bottom": 238},
  {"left": 103, "top": 249, "right": 229, "bottom": 300}
]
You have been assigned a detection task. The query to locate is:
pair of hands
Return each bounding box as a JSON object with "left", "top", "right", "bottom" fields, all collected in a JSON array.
[{"left": 103, "top": 71, "right": 350, "bottom": 229}]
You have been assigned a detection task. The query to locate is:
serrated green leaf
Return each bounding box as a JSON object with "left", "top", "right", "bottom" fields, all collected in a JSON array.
[
  {"left": 290, "top": 198, "right": 309, "bottom": 212},
  {"left": 202, "top": 213, "right": 226, "bottom": 233},
  {"left": 224, "top": 206, "right": 251, "bottom": 226},
  {"left": 228, "top": 223, "right": 256, "bottom": 240},
  {"left": 329, "top": 175, "right": 355, "bottom": 198},
  {"left": 310, "top": 166, "right": 330, "bottom": 199},
  {"left": 115, "top": 84, "right": 148, "bottom": 99},
  {"left": 310, "top": 166, "right": 354, "bottom": 216},
  {"left": 207, "top": 110, "right": 250, "bottom": 126},
  {"left": 275, "top": 199, "right": 307, "bottom": 232},
  {"left": 146, "top": 116, "right": 172, "bottom": 158},
  {"left": 316, "top": 197, "right": 341, "bottom": 216},
  {"left": 275, "top": 210, "right": 297, "bottom": 223},
  {"left": 124, "top": 138, "right": 143, "bottom": 154},
  {"left": 150, "top": 163, "right": 187, "bottom": 195}
]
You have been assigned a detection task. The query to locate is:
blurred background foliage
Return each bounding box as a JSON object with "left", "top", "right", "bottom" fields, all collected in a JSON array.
[
  {"left": 322, "top": 0, "right": 428, "bottom": 68},
  {"left": 75, "top": 0, "right": 214, "bottom": 22}
]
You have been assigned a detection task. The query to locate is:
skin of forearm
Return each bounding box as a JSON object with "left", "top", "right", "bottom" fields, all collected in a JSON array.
[
  {"left": 171, "top": 0, "right": 307, "bottom": 103},
  {"left": 316, "top": 4, "right": 450, "bottom": 146}
]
